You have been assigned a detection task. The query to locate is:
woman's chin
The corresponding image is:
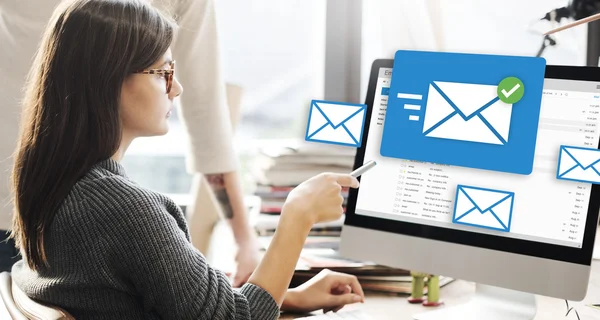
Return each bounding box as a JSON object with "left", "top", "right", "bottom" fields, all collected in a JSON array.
[
  {"left": 157, "top": 123, "right": 169, "bottom": 136},
  {"left": 134, "top": 121, "right": 170, "bottom": 138},
  {"left": 148, "top": 123, "right": 170, "bottom": 137}
]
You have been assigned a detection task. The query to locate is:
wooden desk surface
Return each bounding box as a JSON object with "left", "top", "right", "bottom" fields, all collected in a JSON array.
[
  {"left": 279, "top": 261, "right": 600, "bottom": 319},
  {"left": 206, "top": 222, "right": 600, "bottom": 319}
]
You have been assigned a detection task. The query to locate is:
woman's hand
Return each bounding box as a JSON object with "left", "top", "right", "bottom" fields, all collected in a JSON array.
[
  {"left": 246, "top": 173, "right": 359, "bottom": 307},
  {"left": 283, "top": 173, "right": 359, "bottom": 227},
  {"left": 281, "top": 269, "right": 365, "bottom": 314}
]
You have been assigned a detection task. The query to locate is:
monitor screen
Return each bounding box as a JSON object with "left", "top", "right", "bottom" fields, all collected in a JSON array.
[{"left": 349, "top": 63, "right": 600, "bottom": 258}]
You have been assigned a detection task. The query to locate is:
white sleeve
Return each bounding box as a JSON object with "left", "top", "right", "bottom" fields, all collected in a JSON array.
[{"left": 167, "top": 0, "right": 238, "bottom": 174}]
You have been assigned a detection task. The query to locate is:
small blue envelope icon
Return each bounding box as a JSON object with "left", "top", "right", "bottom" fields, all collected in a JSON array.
[
  {"left": 452, "top": 185, "right": 514, "bottom": 232},
  {"left": 305, "top": 100, "right": 367, "bottom": 147},
  {"left": 557, "top": 145, "right": 600, "bottom": 184}
]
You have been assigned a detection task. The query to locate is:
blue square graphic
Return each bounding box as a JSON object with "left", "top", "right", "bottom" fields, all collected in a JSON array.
[{"left": 380, "top": 50, "right": 546, "bottom": 174}]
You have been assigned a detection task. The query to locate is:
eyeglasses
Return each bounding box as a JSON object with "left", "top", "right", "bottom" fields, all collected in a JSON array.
[{"left": 135, "top": 60, "right": 176, "bottom": 94}]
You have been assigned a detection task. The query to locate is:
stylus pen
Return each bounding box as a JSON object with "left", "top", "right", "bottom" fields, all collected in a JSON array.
[{"left": 350, "top": 160, "right": 377, "bottom": 178}]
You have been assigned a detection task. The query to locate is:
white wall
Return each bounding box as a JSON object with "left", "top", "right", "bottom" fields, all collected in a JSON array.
[
  {"left": 214, "top": 0, "right": 326, "bottom": 117},
  {"left": 438, "top": 0, "right": 586, "bottom": 63},
  {"left": 361, "top": 0, "right": 589, "bottom": 102}
]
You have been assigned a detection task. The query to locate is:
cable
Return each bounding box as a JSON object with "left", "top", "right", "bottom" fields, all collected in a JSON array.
[
  {"left": 565, "top": 300, "right": 581, "bottom": 320},
  {"left": 535, "top": 35, "right": 557, "bottom": 57}
]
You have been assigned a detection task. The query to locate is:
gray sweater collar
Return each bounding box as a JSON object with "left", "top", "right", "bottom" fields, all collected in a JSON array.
[{"left": 95, "top": 158, "right": 127, "bottom": 177}]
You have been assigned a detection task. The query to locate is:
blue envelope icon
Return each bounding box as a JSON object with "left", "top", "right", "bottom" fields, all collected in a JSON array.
[
  {"left": 557, "top": 145, "right": 600, "bottom": 184},
  {"left": 452, "top": 185, "right": 514, "bottom": 232},
  {"left": 305, "top": 100, "right": 367, "bottom": 147},
  {"left": 380, "top": 50, "right": 545, "bottom": 175}
]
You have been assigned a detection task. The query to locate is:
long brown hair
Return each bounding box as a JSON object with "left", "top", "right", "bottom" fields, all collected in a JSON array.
[{"left": 10, "top": 0, "right": 176, "bottom": 271}]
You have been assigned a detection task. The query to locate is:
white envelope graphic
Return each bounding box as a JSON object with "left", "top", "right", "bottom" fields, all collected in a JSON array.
[
  {"left": 557, "top": 145, "right": 600, "bottom": 184},
  {"left": 305, "top": 100, "right": 366, "bottom": 147},
  {"left": 422, "top": 81, "right": 513, "bottom": 145},
  {"left": 452, "top": 185, "right": 514, "bottom": 232}
]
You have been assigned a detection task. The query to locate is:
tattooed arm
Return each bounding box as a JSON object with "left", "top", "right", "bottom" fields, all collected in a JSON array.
[
  {"left": 205, "top": 173, "right": 235, "bottom": 219},
  {"left": 205, "top": 171, "right": 261, "bottom": 287}
]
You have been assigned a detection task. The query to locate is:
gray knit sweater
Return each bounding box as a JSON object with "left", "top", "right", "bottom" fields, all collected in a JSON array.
[{"left": 11, "top": 158, "right": 280, "bottom": 319}]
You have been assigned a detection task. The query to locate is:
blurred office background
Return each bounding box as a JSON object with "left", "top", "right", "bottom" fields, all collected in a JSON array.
[{"left": 120, "top": 0, "right": 593, "bottom": 197}]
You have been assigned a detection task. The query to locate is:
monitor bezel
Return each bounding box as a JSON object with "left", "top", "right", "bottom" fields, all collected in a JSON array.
[{"left": 344, "top": 59, "right": 600, "bottom": 265}]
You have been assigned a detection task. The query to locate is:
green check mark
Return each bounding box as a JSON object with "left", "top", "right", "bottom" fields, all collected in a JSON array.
[{"left": 497, "top": 77, "right": 524, "bottom": 104}]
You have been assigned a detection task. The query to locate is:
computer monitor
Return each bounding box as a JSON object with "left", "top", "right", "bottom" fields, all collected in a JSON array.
[{"left": 339, "top": 59, "right": 600, "bottom": 320}]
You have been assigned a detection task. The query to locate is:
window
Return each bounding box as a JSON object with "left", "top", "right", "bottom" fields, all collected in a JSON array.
[
  {"left": 122, "top": 0, "right": 326, "bottom": 195},
  {"left": 123, "top": 0, "right": 590, "bottom": 197},
  {"left": 360, "top": 0, "right": 588, "bottom": 102},
  {"left": 216, "top": 0, "right": 326, "bottom": 145}
]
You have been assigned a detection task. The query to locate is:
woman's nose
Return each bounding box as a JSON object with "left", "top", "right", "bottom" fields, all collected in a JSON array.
[{"left": 170, "top": 77, "right": 183, "bottom": 99}]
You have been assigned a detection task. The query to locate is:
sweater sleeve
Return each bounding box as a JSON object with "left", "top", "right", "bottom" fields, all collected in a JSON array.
[{"left": 93, "top": 180, "right": 279, "bottom": 319}]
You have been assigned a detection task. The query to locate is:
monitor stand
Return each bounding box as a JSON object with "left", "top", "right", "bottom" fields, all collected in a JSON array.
[{"left": 413, "top": 283, "right": 537, "bottom": 320}]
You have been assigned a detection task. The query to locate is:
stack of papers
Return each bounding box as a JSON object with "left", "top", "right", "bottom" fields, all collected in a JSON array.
[
  {"left": 252, "top": 214, "right": 344, "bottom": 236},
  {"left": 251, "top": 139, "right": 355, "bottom": 187},
  {"left": 258, "top": 233, "right": 454, "bottom": 295},
  {"left": 248, "top": 139, "right": 354, "bottom": 219}
]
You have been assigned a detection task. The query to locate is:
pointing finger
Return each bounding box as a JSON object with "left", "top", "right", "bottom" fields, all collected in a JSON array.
[{"left": 329, "top": 173, "right": 360, "bottom": 188}]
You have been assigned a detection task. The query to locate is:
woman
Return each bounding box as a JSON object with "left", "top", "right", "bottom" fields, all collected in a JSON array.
[{"left": 9, "top": 0, "right": 364, "bottom": 319}]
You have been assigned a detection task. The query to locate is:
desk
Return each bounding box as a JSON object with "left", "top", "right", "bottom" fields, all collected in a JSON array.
[
  {"left": 280, "top": 262, "right": 600, "bottom": 319},
  {"left": 206, "top": 222, "right": 600, "bottom": 319}
]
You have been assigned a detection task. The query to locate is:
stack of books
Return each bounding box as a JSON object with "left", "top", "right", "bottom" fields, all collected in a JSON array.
[
  {"left": 254, "top": 184, "right": 350, "bottom": 214},
  {"left": 251, "top": 214, "right": 346, "bottom": 237},
  {"left": 249, "top": 139, "right": 355, "bottom": 236},
  {"left": 257, "top": 235, "right": 454, "bottom": 295},
  {"left": 250, "top": 139, "right": 356, "bottom": 190},
  {"left": 293, "top": 267, "right": 454, "bottom": 295}
]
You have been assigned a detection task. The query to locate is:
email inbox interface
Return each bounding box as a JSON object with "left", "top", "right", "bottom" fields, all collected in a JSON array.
[
  {"left": 356, "top": 70, "right": 600, "bottom": 248},
  {"left": 380, "top": 50, "right": 546, "bottom": 175}
]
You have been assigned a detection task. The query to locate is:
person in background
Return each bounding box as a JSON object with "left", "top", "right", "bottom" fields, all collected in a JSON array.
[
  {"left": 0, "top": 0, "right": 261, "bottom": 285},
  {"left": 154, "top": 0, "right": 261, "bottom": 288},
  {"left": 9, "top": 0, "right": 365, "bottom": 318}
]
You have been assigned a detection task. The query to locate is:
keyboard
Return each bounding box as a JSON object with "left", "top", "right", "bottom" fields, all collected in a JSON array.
[{"left": 296, "top": 310, "right": 373, "bottom": 319}]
